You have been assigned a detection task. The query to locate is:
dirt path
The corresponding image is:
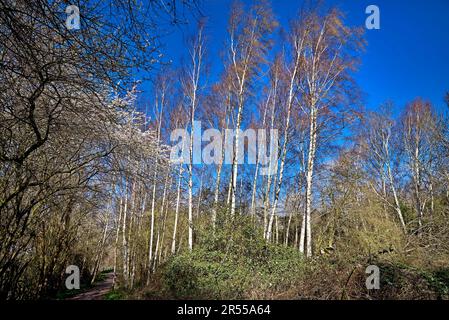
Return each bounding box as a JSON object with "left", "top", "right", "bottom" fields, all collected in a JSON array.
[{"left": 68, "top": 272, "right": 114, "bottom": 300}]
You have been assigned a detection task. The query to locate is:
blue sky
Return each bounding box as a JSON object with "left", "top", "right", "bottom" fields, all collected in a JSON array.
[{"left": 146, "top": 0, "right": 449, "bottom": 114}]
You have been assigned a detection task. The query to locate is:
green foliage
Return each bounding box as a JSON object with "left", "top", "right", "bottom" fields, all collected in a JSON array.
[
  {"left": 364, "top": 262, "right": 449, "bottom": 300},
  {"left": 316, "top": 195, "right": 406, "bottom": 262},
  {"left": 162, "top": 215, "right": 305, "bottom": 299},
  {"left": 421, "top": 268, "right": 449, "bottom": 299},
  {"left": 104, "top": 290, "right": 125, "bottom": 300}
]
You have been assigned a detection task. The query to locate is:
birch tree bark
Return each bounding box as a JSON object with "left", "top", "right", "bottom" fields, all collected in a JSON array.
[
  {"left": 113, "top": 197, "right": 123, "bottom": 289},
  {"left": 184, "top": 25, "right": 205, "bottom": 251},
  {"left": 402, "top": 99, "right": 435, "bottom": 232},
  {"left": 171, "top": 161, "right": 184, "bottom": 254},
  {"left": 212, "top": 97, "right": 230, "bottom": 227},
  {"left": 148, "top": 78, "right": 167, "bottom": 280},
  {"left": 363, "top": 107, "right": 407, "bottom": 232},
  {"left": 250, "top": 91, "right": 270, "bottom": 221},
  {"left": 266, "top": 34, "right": 304, "bottom": 240},
  {"left": 227, "top": 2, "right": 276, "bottom": 217},
  {"left": 297, "top": 9, "right": 364, "bottom": 257}
]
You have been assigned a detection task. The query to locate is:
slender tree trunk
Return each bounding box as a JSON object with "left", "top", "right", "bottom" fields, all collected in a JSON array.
[
  {"left": 147, "top": 163, "right": 158, "bottom": 280},
  {"left": 266, "top": 51, "right": 300, "bottom": 240},
  {"left": 299, "top": 206, "right": 306, "bottom": 253},
  {"left": 148, "top": 101, "right": 164, "bottom": 281},
  {"left": 92, "top": 180, "right": 115, "bottom": 284},
  {"left": 171, "top": 162, "right": 183, "bottom": 254},
  {"left": 382, "top": 178, "right": 388, "bottom": 219},
  {"left": 386, "top": 148, "right": 407, "bottom": 232},
  {"left": 196, "top": 172, "right": 203, "bottom": 218},
  {"left": 301, "top": 106, "right": 317, "bottom": 258},
  {"left": 122, "top": 179, "right": 129, "bottom": 287},
  {"left": 154, "top": 170, "right": 169, "bottom": 271},
  {"left": 429, "top": 179, "right": 435, "bottom": 218},
  {"left": 251, "top": 95, "right": 269, "bottom": 221},
  {"left": 212, "top": 157, "right": 223, "bottom": 228},
  {"left": 188, "top": 150, "right": 194, "bottom": 251},
  {"left": 113, "top": 197, "right": 123, "bottom": 289},
  {"left": 294, "top": 224, "right": 299, "bottom": 248},
  {"left": 263, "top": 68, "right": 280, "bottom": 237},
  {"left": 229, "top": 39, "right": 249, "bottom": 217},
  {"left": 250, "top": 162, "right": 260, "bottom": 219},
  {"left": 187, "top": 27, "right": 204, "bottom": 251},
  {"left": 285, "top": 210, "right": 293, "bottom": 247},
  {"left": 275, "top": 214, "right": 279, "bottom": 244},
  {"left": 158, "top": 175, "right": 172, "bottom": 266},
  {"left": 126, "top": 180, "right": 136, "bottom": 282},
  {"left": 212, "top": 97, "right": 230, "bottom": 228},
  {"left": 230, "top": 95, "right": 244, "bottom": 217},
  {"left": 91, "top": 209, "right": 111, "bottom": 284}
]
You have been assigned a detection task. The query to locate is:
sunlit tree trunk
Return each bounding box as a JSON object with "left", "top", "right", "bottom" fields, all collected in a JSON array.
[
  {"left": 300, "top": 104, "right": 317, "bottom": 257},
  {"left": 154, "top": 170, "right": 170, "bottom": 271},
  {"left": 266, "top": 45, "right": 302, "bottom": 240},
  {"left": 91, "top": 201, "right": 112, "bottom": 284},
  {"left": 113, "top": 196, "right": 123, "bottom": 289},
  {"left": 228, "top": 2, "right": 276, "bottom": 217},
  {"left": 171, "top": 162, "right": 183, "bottom": 254},
  {"left": 251, "top": 94, "right": 269, "bottom": 221},
  {"left": 122, "top": 179, "right": 129, "bottom": 286},
  {"left": 186, "top": 26, "right": 204, "bottom": 251}
]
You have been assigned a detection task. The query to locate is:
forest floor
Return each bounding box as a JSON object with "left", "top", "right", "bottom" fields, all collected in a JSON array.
[{"left": 67, "top": 272, "right": 114, "bottom": 300}]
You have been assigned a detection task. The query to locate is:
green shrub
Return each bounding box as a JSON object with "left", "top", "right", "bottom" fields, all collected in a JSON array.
[
  {"left": 162, "top": 215, "right": 306, "bottom": 299},
  {"left": 104, "top": 289, "right": 125, "bottom": 300},
  {"left": 422, "top": 268, "right": 449, "bottom": 299}
]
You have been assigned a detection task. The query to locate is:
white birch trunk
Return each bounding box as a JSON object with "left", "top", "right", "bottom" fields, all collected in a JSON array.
[
  {"left": 266, "top": 47, "right": 301, "bottom": 240},
  {"left": 187, "top": 27, "right": 204, "bottom": 251},
  {"left": 171, "top": 162, "right": 183, "bottom": 254},
  {"left": 121, "top": 179, "right": 129, "bottom": 286},
  {"left": 113, "top": 196, "right": 123, "bottom": 289}
]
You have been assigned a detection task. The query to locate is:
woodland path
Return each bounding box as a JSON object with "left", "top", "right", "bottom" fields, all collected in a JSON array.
[{"left": 67, "top": 272, "right": 114, "bottom": 300}]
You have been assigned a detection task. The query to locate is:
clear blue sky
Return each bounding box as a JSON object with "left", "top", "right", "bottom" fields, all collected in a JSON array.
[
  {"left": 148, "top": 0, "right": 449, "bottom": 114},
  {"left": 137, "top": 0, "right": 449, "bottom": 192}
]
